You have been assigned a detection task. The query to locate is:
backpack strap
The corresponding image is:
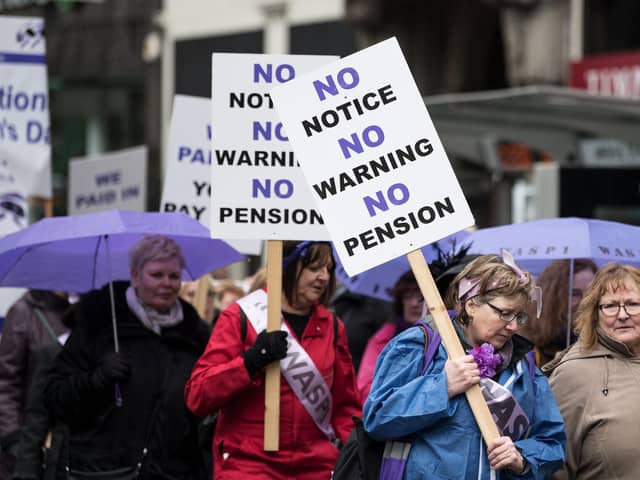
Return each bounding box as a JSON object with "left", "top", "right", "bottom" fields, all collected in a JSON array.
[
  {"left": 240, "top": 307, "right": 247, "bottom": 344},
  {"left": 414, "top": 320, "right": 441, "bottom": 375}
]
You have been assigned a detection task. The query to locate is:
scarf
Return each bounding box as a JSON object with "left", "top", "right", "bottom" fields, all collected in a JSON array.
[{"left": 126, "top": 286, "right": 183, "bottom": 335}]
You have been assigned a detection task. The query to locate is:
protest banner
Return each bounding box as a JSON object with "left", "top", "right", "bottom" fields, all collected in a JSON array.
[
  {"left": 211, "top": 53, "right": 336, "bottom": 450},
  {"left": 272, "top": 38, "right": 500, "bottom": 443},
  {"left": 210, "top": 53, "right": 335, "bottom": 241},
  {"left": 0, "top": 16, "right": 51, "bottom": 235},
  {"left": 160, "top": 94, "right": 261, "bottom": 255},
  {"left": 68, "top": 146, "right": 147, "bottom": 215}
]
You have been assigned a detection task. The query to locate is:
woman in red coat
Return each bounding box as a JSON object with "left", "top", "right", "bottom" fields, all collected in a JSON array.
[{"left": 185, "top": 241, "right": 361, "bottom": 479}]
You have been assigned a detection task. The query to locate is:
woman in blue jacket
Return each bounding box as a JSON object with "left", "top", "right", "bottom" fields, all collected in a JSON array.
[{"left": 363, "top": 254, "right": 566, "bottom": 479}]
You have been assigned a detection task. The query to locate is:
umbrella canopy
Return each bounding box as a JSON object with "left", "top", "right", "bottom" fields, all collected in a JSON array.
[
  {"left": 335, "top": 230, "right": 472, "bottom": 302},
  {"left": 465, "top": 217, "right": 640, "bottom": 277},
  {"left": 0, "top": 209, "right": 245, "bottom": 292}
]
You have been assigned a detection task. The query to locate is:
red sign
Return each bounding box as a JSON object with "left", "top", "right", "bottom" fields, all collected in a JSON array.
[{"left": 570, "top": 51, "right": 640, "bottom": 99}]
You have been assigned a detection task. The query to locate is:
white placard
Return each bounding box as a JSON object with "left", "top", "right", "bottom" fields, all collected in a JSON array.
[
  {"left": 0, "top": 16, "right": 50, "bottom": 236},
  {"left": 68, "top": 146, "right": 147, "bottom": 215},
  {"left": 271, "top": 38, "right": 474, "bottom": 276},
  {"left": 210, "top": 53, "right": 336, "bottom": 241},
  {"left": 160, "top": 94, "right": 262, "bottom": 256}
]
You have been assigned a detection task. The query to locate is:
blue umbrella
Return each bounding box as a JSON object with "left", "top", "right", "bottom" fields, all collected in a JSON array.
[{"left": 335, "top": 229, "right": 472, "bottom": 302}]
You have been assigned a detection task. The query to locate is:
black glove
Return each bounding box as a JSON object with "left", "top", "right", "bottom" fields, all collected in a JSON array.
[
  {"left": 243, "top": 330, "right": 288, "bottom": 375},
  {"left": 91, "top": 352, "right": 130, "bottom": 390}
]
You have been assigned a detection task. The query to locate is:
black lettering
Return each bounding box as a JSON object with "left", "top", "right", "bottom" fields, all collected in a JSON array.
[
  {"left": 220, "top": 208, "right": 233, "bottom": 221},
  {"left": 378, "top": 84, "right": 397, "bottom": 104},
  {"left": 360, "top": 230, "right": 377, "bottom": 250}
]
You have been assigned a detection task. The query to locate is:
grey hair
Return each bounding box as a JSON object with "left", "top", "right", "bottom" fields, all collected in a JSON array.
[{"left": 128, "top": 235, "right": 185, "bottom": 274}]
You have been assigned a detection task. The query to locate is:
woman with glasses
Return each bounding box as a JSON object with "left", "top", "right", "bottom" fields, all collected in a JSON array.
[
  {"left": 363, "top": 254, "right": 566, "bottom": 479},
  {"left": 547, "top": 263, "right": 640, "bottom": 480}
]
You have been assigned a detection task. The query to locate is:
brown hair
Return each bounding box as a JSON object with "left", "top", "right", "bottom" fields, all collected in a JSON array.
[
  {"left": 446, "top": 254, "right": 536, "bottom": 325},
  {"left": 282, "top": 241, "right": 336, "bottom": 307},
  {"left": 391, "top": 270, "right": 419, "bottom": 316},
  {"left": 574, "top": 263, "right": 640, "bottom": 350},
  {"left": 526, "top": 259, "right": 597, "bottom": 350}
]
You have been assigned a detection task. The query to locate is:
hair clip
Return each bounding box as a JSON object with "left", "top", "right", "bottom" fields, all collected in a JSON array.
[{"left": 501, "top": 249, "right": 527, "bottom": 283}]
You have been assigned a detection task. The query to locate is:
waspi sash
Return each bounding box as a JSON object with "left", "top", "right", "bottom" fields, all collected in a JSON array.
[
  {"left": 237, "top": 289, "right": 337, "bottom": 441},
  {"left": 479, "top": 367, "right": 531, "bottom": 441}
]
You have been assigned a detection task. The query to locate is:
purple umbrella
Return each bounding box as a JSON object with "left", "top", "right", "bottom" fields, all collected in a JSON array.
[
  {"left": 0, "top": 209, "right": 244, "bottom": 405},
  {"left": 0, "top": 209, "right": 244, "bottom": 291},
  {"left": 335, "top": 229, "right": 472, "bottom": 302},
  {"left": 465, "top": 217, "right": 640, "bottom": 275}
]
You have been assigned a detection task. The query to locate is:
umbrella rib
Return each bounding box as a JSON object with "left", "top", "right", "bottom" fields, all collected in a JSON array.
[
  {"left": 184, "top": 262, "right": 196, "bottom": 281},
  {"left": 0, "top": 245, "right": 35, "bottom": 285}
]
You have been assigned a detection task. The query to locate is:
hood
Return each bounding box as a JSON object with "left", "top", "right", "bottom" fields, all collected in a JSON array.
[{"left": 26, "top": 289, "right": 70, "bottom": 311}]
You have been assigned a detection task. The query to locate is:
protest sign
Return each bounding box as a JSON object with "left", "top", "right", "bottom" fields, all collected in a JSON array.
[
  {"left": 273, "top": 38, "right": 500, "bottom": 444},
  {"left": 160, "top": 94, "right": 262, "bottom": 255},
  {"left": 270, "top": 38, "right": 474, "bottom": 276},
  {"left": 0, "top": 16, "right": 51, "bottom": 198},
  {"left": 0, "top": 16, "right": 50, "bottom": 235},
  {"left": 210, "top": 53, "right": 336, "bottom": 241},
  {"left": 68, "top": 146, "right": 147, "bottom": 215}
]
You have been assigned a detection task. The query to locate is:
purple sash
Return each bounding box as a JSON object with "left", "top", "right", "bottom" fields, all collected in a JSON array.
[{"left": 479, "top": 369, "right": 531, "bottom": 441}]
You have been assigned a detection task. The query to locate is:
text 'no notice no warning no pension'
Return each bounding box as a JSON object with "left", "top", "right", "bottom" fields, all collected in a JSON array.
[{"left": 270, "top": 37, "right": 474, "bottom": 276}]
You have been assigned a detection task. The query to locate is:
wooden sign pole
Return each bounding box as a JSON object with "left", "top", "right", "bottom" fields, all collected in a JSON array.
[
  {"left": 407, "top": 249, "right": 500, "bottom": 444},
  {"left": 193, "top": 275, "right": 211, "bottom": 321},
  {"left": 264, "top": 239, "right": 282, "bottom": 450}
]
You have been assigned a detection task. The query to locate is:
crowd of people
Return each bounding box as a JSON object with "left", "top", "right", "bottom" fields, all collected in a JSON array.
[{"left": 1, "top": 235, "right": 640, "bottom": 479}]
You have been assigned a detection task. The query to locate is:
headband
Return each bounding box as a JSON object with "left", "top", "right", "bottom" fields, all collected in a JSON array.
[
  {"left": 458, "top": 249, "right": 528, "bottom": 303},
  {"left": 282, "top": 241, "right": 311, "bottom": 270}
]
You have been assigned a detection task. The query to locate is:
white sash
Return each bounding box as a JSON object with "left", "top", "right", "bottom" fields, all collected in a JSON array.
[{"left": 237, "top": 289, "right": 337, "bottom": 441}]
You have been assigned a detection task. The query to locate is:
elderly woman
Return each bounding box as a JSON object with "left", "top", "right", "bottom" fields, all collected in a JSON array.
[
  {"left": 363, "top": 254, "right": 566, "bottom": 479},
  {"left": 44, "top": 235, "right": 210, "bottom": 479},
  {"left": 547, "top": 263, "right": 640, "bottom": 480},
  {"left": 185, "top": 240, "right": 361, "bottom": 480}
]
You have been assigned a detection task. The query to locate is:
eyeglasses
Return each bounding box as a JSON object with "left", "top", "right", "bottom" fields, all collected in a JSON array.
[
  {"left": 598, "top": 302, "right": 640, "bottom": 317},
  {"left": 485, "top": 301, "right": 529, "bottom": 326}
]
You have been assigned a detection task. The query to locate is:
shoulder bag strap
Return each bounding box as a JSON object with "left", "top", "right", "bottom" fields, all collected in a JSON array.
[{"left": 34, "top": 307, "right": 60, "bottom": 344}]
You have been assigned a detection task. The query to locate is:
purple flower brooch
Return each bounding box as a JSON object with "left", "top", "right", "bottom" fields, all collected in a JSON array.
[{"left": 469, "top": 343, "right": 501, "bottom": 378}]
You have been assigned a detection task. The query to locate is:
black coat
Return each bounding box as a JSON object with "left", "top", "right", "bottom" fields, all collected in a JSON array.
[{"left": 44, "top": 282, "right": 210, "bottom": 479}]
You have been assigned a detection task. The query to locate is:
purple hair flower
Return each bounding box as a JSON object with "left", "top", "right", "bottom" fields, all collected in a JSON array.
[{"left": 469, "top": 343, "right": 501, "bottom": 378}]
